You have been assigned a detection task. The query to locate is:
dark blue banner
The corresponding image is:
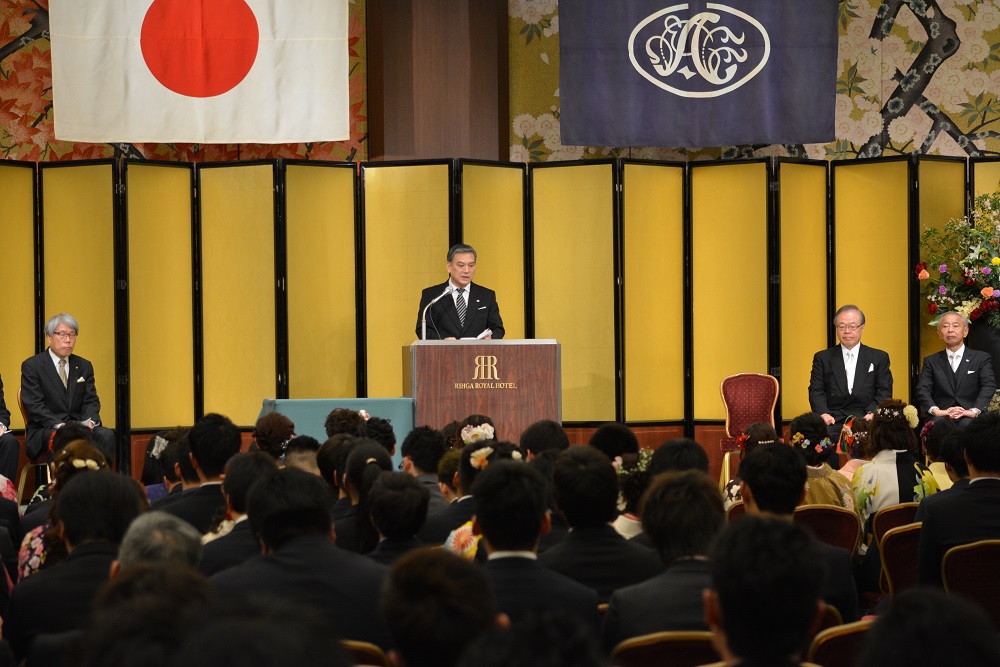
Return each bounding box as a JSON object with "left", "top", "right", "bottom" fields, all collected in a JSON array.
[{"left": 559, "top": 0, "right": 838, "bottom": 148}]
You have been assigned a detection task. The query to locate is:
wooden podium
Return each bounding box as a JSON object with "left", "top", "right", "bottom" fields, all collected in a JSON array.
[{"left": 403, "top": 340, "right": 561, "bottom": 442}]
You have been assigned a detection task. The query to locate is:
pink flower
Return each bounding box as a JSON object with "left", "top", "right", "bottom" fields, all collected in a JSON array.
[
  {"left": 917, "top": 269, "right": 930, "bottom": 280},
  {"left": 814, "top": 444, "right": 824, "bottom": 453},
  {"left": 939, "top": 264, "right": 948, "bottom": 272},
  {"left": 985, "top": 267, "right": 993, "bottom": 275}
]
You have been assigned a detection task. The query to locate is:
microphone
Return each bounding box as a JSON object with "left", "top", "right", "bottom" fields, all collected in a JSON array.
[{"left": 421, "top": 285, "right": 454, "bottom": 340}]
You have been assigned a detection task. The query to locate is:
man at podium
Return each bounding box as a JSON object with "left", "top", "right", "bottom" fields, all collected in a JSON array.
[{"left": 415, "top": 244, "right": 505, "bottom": 340}]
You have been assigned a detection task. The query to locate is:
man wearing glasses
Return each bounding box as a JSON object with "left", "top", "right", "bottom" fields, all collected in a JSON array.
[
  {"left": 809, "top": 305, "right": 893, "bottom": 444},
  {"left": 20, "top": 313, "right": 116, "bottom": 463}
]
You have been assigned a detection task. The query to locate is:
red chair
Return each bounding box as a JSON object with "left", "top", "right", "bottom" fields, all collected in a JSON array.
[
  {"left": 872, "top": 503, "right": 919, "bottom": 593},
  {"left": 793, "top": 505, "right": 861, "bottom": 554},
  {"left": 806, "top": 619, "right": 873, "bottom": 667},
  {"left": 719, "top": 373, "right": 779, "bottom": 492},
  {"left": 611, "top": 631, "right": 719, "bottom": 667},
  {"left": 341, "top": 640, "right": 388, "bottom": 666},
  {"left": 879, "top": 523, "right": 922, "bottom": 598},
  {"left": 726, "top": 500, "right": 746, "bottom": 523},
  {"left": 15, "top": 388, "right": 51, "bottom": 504},
  {"left": 942, "top": 539, "right": 1000, "bottom": 630}
]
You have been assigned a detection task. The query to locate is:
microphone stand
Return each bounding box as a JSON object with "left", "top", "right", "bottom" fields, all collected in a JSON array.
[{"left": 421, "top": 286, "right": 454, "bottom": 340}]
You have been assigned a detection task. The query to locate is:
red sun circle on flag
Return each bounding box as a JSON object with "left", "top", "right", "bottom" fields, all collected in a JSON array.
[{"left": 140, "top": 0, "right": 260, "bottom": 98}]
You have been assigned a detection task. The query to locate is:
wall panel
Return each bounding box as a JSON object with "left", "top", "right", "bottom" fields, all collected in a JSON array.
[{"left": 972, "top": 159, "right": 1000, "bottom": 198}]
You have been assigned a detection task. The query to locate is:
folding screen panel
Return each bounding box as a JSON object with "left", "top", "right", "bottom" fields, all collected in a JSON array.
[
  {"left": 285, "top": 162, "right": 358, "bottom": 398},
  {"left": 459, "top": 161, "right": 526, "bottom": 339},
  {"left": 0, "top": 163, "right": 36, "bottom": 429},
  {"left": 531, "top": 162, "right": 616, "bottom": 422},
  {"left": 916, "top": 158, "right": 966, "bottom": 364},
  {"left": 778, "top": 160, "right": 828, "bottom": 419},
  {"left": 362, "top": 162, "right": 451, "bottom": 398},
  {"left": 39, "top": 162, "right": 118, "bottom": 428},
  {"left": 621, "top": 161, "right": 685, "bottom": 422},
  {"left": 832, "top": 159, "right": 910, "bottom": 401},
  {"left": 971, "top": 158, "right": 1000, "bottom": 198},
  {"left": 125, "top": 162, "right": 195, "bottom": 428},
  {"left": 198, "top": 163, "right": 277, "bottom": 426},
  {"left": 690, "top": 162, "right": 769, "bottom": 420}
]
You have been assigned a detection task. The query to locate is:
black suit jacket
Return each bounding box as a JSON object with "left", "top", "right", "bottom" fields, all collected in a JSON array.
[
  {"left": 915, "top": 348, "right": 997, "bottom": 415},
  {"left": 199, "top": 520, "right": 262, "bottom": 576},
  {"left": 537, "top": 524, "right": 663, "bottom": 602},
  {"left": 415, "top": 282, "right": 504, "bottom": 340},
  {"left": 482, "top": 556, "right": 598, "bottom": 628},
  {"left": 211, "top": 534, "right": 391, "bottom": 649},
  {"left": 808, "top": 344, "right": 892, "bottom": 425},
  {"left": 817, "top": 542, "right": 858, "bottom": 623},
  {"left": 0, "top": 374, "right": 11, "bottom": 430},
  {"left": 917, "top": 478, "right": 1000, "bottom": 586},
  {"left": 601, "top": 559, "right": 711, "bottom": 652},
  {"left": 159, "top": 483, "right": 226, "bottom": 534},
  {"left": 420, "top": 496, "right": 474, "bottom": 545},
  {"left": 366, "top": 536, "right": 423, "bottom": 566},
  {"left": 20, "top": 350, "right": 105, "bottom": 458}
]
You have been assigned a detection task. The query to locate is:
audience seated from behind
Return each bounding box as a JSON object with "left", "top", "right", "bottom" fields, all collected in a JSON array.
[
  {"left": 210, "top": 467, "right": 392, "bottom": 649},
  {"left": 836, "top": 415, "right": 871, "bottom": 481},
  {"left": 436, "top": 449, "right": 462, "bottom": 506},
  {"left": 324, "top": 408, "right": 367, "bottom": 439},
  {"left": 399, "top": 426, "right": 449, "bottom": 515},
  {"left": 199, "top": 451, "right": 278, "bottom": 576},
  {"left": 458, "top": 611, "right": 605, "bottom": 667},
  {"left": 422, "top": 441, "right": 508, "bottom": 547},
  {"left": 381, "top": 548, "right": 503, "bottom": 667},
  {"left": 602, "top": 469, "right": 724, "bottom": 652},
  {"left": 367, "top": 471, "right": 429, "bottom": 566},
  {"left": 704, "top": 517, "right": 827, "bottom": 667},
  {"left": 738, "top": 442, "right": 859, "bottom": 622},
  {"left": 913, "top": 431, "right": 969, "bottom": 522},
  {"left": 22, "top": 422, "right": 97, "bottom": 526},
  {"left": 722, "top": 423, "right": 778, "bottom": 510},
  {"left": 526, "top": 449, "right": 569, "bottom": 553},
  {"left": 248, "top": 412, "right": 295, "bottom": 463},
  {"left": 920, "top": 417, "right": 959, "bottom": 491},
  {"left": 788, "top": 412, "right": 855, "bottom": 510},
  {"left": 587, "top": 422, "right": 639, "bottom": 461},
  {"left": 630, "top": 437, "right": 710, "bottom": 549},
  {"left": 471, "top": 460, "right": 598, "bottom": 628},
  {"left": 539, "top": 446, "right": 662, "bottom": 602},
  {"left": 283, "top": 435, "right": 321, "bottom": 475},
  {"left": 316, "top": 434, "right": 359, "bottom": 520},
  {"left": 333, "top": 441, "right": 393, "bottom": 554},
  {"left": 611, "top": 448, "right": 652, "bottom": 539},
  {"left": 149, "top": 432, "right": 198, "bottom": 511},
  {"left": 365, "top": 416, "right": 397, "bottom": 456},
  {"left": 140, "top": 426, "right": 190, "bottom": 504},
  {"left": 519, "top": 419, "right": 570, "bottom": 461}
]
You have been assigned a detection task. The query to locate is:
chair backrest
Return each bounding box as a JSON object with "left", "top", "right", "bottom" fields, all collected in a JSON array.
[
  {"left": 720, "top": 373, "right": 779, "bottom": 439},
  {"left": 726, "top": 501, "right": 746, "bottom": 523},
  {"left": 872, "top": 502, "right": 919, "bottom": 546},
  {"left": 16, "top": 388, "right": 28, "bottom": 425},
  {"left": 879, "top": 523, "right": 922, "bottom": 598},
  {"left": 341, "top": 640, "right": 388, "bottom": 667},
  {"left": 942, "top": 539, "right": 1000, "bottom": 630},
  {"left": 793, "top": 505, "right": 862, "bottom": 554},
  {"left": 611, "top": 631, "right": 719, "bottom": 667},
  {"left": 806, "top": 619, "right": 873, "bottom": 667}
]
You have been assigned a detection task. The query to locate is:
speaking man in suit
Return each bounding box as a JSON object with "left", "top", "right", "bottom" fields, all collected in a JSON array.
[
  {"left": 415, "top": 243, "right": 504, "bottom": 340},
  {"left": 20, "top": 313, "right": 116, "bottom": 463},
  {"left": 0, "top": 374, "right": 20, "bottom": 482},
  {"left": 916, "top": 311, "right": 997, "bottom": 425},
  {"left": 809, "top": 304, "right": 892, "bottom": 441}
]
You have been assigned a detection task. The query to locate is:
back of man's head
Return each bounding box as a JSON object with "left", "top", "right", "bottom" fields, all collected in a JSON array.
[
  {"left": 247, "top": 468, "right": 333, "bottom": 550},
  {"left": 222, "top": 451, "right": 279, "bottom": 515},
  {"left": 283, "top": 435, "right": 321, "bottom": 474},
  {"left": 937, "top": 432, "right": 969, "bottom": 479},
  {"left": 552, "top": 446, "right": 618, "bottom": 528},
  {"left": 649, "top": 438, "right": 709, "bottom": 475},
  {"left": 472, "top": 460, "right": 547, "bottom": 551},
  {"left": 188, "top": 413, "right": 241, "bottom": 478},
  {"left": 324, "top": 408, "right": 366, "bottom": 438},
  {"left": 117, "top": 511, "right": 203, "bottom": 570},
  {"left": 382, "top": 548, "right": 497, "bottom": 667},
  {"left": 57, "top": 471, "right": 149, "bottom": 547},
  {"left": 520, "top": 420, "right": 570, "bottom": 457},
  {"left": 401, "top": 426, "right": 448, "bottom": 475},
  {"left": 364, "top": 416, "right": 397, "bottom": 454},
  {"left": 641, "top": 470, "right": 724, "bottom": 564},
  {"left": 961, "top": 411, "right": 1000, "bottom": 474},
  {"left": 738, "top": 442, "right": 806, "bottom": 515},
  {"left": 317, "top": 434, "right": 357, "bottom": 491},
  {"left": 587, "top": 423, "right": 639, "bottom": 460},
  {"left": 709, "top": 517, "right": 825, "bottom": 662},
  {"left": 160, "top": 436, "right": 198, "bottom": 484},
  {"left": 370, "top": 471, "right": 430, "bottom": 540},
  {"left": 438, "top": 448, "right": 462, "bottom": 493}
]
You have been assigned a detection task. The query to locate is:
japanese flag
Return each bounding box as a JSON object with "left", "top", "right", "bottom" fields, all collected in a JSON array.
[{"left": 49, "top": 0, "right": 350, "bottom": 144}]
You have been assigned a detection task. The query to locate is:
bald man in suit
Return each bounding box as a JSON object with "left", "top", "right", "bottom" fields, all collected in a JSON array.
[{"left": 916, "top": 311, "right": 996, "bottom": 426}]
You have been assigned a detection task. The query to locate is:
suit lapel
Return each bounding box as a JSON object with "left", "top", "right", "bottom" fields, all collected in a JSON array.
[
  {"left": 855, "top": 345, "right": 870, "bottom": 389},
  {"left": 66, "top": 354, "right": 79, "bottom": 407},
  {"left": 830, "top": 347, "right": 849, "bottom": 395},
  {"left": 41, "top": 351, "right": 69, "bottom": 407}
]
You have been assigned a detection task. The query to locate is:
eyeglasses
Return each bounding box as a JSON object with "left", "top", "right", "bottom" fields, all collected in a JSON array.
[
  {"left": 51, "top": 331, "right": 78, "bottom": 339},
  {"left": 836, "top": 324, "right": 862, "bottom": 332}
]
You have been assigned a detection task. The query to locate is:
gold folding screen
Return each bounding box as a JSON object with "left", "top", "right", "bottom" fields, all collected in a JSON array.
[
  {"left": 362, "top": 163, "right": 451, "bottom": 398},
  {"left": 125, "top": 163, "right": 195, "bottom": 428},
  {"left": 199, "top": 164, "right": 277, "bottom": 425},
  {"left": 779, "top": 161, "right": 829, "bottom": 418},
  {"left": 460, "top": 162, "right": 526, "bottom": 339},
  {"left": 972, "top": 160, "right": 1000, "bottom": 197},
  {"left": 40, "top": 163, "right": 118, "bottom": 427},
  {"left": 622, "top": 162, "right": 685, "bottom": 422},
  {"left": 531, "top": 163, "right": 616, "bottom": 422},
  {"left": 0, "top": 164, "right": 36, "bottom": 428},
  {"left": 691, "top": 162, "right": 769, "bottom": 421},
  {"left": 285, "top": 163, "right": 358, "bottom": 398},
  {"left": 833, "top": 160, "right": 910, "bottom": 402}
]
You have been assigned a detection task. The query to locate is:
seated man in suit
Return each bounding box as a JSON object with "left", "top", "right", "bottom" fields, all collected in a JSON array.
[
  {"left": 415, "top": 243, "right": 504, "bottom": 340},
  {"left": 915, "top": 432, "right": 970, "bottom": 522},
  {"left": 601, "top": 469, "right": 723, "bottom": 652},
  {"left": 918, "top": 411, "right": 1000, "bottom": 586},
  {"left": 539, "top": 446, "right": 662, "bottom": 602},
  {"left": 0, "top": 373, "right": 20, "bottom": 482},
  {"left": 367, "top": 472, "right": 429, "bottom": 566},
  {"left": 20, "top": 313, "right": 116, "bottom": 463},
  {"left": 705, "top": 517, "right": 827, "bottom": 667},
  {"left": 809, "top": 304, "right": 893, "bottom": 442},
  {"left": 738, "top": 442, "right": 859, "bottom": 622},
  {"left": 472, "top": 460, "right": 598, "bottom": 628},
  {"left": 399, "top": 426, "right": 449, "bottom": 515},
  {"left": 519, "top": 419, "right": 570, "bottom": 460},
  {"left": 916, "top": 311, "right": 997, "bottom": 426}
]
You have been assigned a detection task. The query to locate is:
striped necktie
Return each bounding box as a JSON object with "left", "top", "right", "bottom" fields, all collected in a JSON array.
[{"left": 456, "top": 288, "right": 467, "bottom": 327}]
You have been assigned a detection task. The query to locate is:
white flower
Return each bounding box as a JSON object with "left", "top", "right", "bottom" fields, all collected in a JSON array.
[
  {"left": 462, "top": 424, "right": 495, "bottom": 445},
  {"left": 543, "top": 14, "right": 559, "bottom": 37},
  {"left": 512, "top": 113, "right": 538, "bottom": 139},
  {"left": 511, "top": 450, "right": 523, "bottom": 461},
  {"left": 536, "top": 113, "right": 558, "bottom": 135},
  {"left": 509, "top": 144, "right": 531, "bottom": 163},
  {"left": 888, "top": 116, "right": 915, "bottom": 144}
]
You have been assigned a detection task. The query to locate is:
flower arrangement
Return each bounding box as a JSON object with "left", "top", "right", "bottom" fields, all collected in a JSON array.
[
  {"left": 461, "top": 423, "right": 495, "bottom": 445},
  {"left": 916, "top": 191, "right": 1000, "bottom": 327}
]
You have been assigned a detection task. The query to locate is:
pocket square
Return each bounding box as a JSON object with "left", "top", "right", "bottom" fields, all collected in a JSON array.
[
  {"left": 868, "top": 363, "right": 874, "bottom": 372},
  {"left": 968, "top": 370, "right": 976, "bottom": 374},
  {"left": 477, "top": 306, "right": 486, "bottom": 310},
  {"left": 76, "top": 376, "right": 85, "bottom": 383}
]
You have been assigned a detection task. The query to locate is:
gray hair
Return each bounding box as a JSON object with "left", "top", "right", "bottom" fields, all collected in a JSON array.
[
  {"left": 45, "top": 313, "right": 79, "bottom": 336},
  {"left": 938, "top": 311, "right": 971, "bottom": 327},
  {"left": 833, "top": 304, "right": 865, "bottom": 327},
  {"left": 117, "top": 511, "right": 203, "bottom": 570},
  {"left": 447, "top": 244, "right": 477, "bottom": 262}
]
